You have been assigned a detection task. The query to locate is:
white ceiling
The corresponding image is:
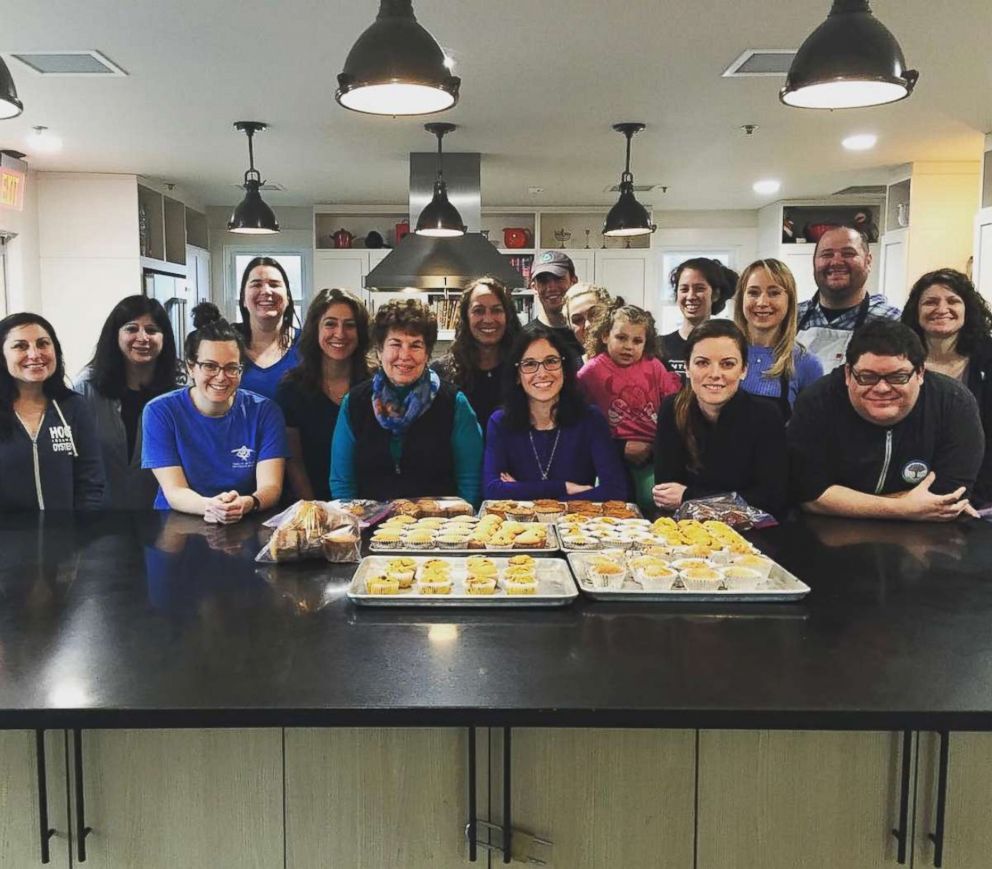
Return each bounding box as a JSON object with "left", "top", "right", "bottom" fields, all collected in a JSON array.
[{"left": 2, "top": 0, "right": 991, "bottom": 211}]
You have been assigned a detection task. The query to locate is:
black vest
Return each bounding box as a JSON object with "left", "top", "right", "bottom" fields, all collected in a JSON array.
[{"left": 348, "top": 378, "right": 458, "bottom": 500}]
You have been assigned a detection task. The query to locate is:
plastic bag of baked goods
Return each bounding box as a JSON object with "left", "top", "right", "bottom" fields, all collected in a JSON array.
[
  {"left": 672, "top": 492, "right": 777, "bottom": 530},
  {"left": 256, "top": 500, "right": 361, "bottom": 563}
]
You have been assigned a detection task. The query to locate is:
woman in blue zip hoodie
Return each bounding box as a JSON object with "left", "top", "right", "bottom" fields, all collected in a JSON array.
[{"left": 0, "top": 312, "right": 105, "bottom": 510}]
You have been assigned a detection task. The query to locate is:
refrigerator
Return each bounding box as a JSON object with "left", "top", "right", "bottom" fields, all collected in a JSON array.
[{"left": 143, "top": 269, "right": 191, "bottom": 349}]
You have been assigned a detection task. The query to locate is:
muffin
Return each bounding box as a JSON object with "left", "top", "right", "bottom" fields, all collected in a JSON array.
[
  {"left": 465, "top": 576, "right": 498, "bottom": 595},
  {"left": 508, "top": 554, "right": 535, "bottom": 568},
  {"left": 365, "top": 575, "right": 400, "bottom": 595},
  {"left": 417, "top": 578, "right": 453, "bottom": 595},
  {"left": 635, "top": 564, "right": 678, "bottom": 587},
  {"left": 437, "top": 533, "right": 471, "bottom": 550},
  {"left": 403, "top": 530, "right": 436, "bottom": 550},
  {"left": 562, "top": 534, "right": 597, "bottom": 550},
  {"left": 671, "top": 558, "right": 711, "bottom": 573},
  {"left": 513, "top": 530, "right": 546, "bottom": 549},
  {"left": 504, "top": 580, "right": 538, "bottom": 595},
  {"left": 385, "top": 567, "right": 416, "bottom": 589},
  {"left": 730, "top": 553, "right": 774, "bottom": 578},
  {"left": 322, "top": 528, "right": 360, "bottom": 561},
  {"left": 466, "top": 555, "right": 497, "bottom": 574},
  {"left": 719, "top": 566, "right": 762, "bottom": 587},
  {"left": 533, "top": 499, "right": 566, "bottom": 522},
  {"left": 587, "top": 559, "right": 627, "bottom": 589},
  {"left": 681, "top": 566, "right": 724, "bottom": 590},
  {"left": 371, "top": 530, "right": 402, "bottom": 550}
]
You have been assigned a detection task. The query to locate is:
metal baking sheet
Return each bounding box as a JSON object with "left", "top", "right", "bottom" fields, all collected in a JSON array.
[
  {"left": 348, "top": 556, "right": 578, "bottom": 608},
  {"left": 368, "top": 523, "right": 561, "bottom": 556},
  {"left": 566, "top": 552, "right": 810, "bottom": 603},
  {"left": 479, "top": 500, "right": 643, "bottom": 519}
]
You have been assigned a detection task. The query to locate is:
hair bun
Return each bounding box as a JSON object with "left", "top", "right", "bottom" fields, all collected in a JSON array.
[{"left": 191, "top": 301, "right": 222, "bottom": 330}]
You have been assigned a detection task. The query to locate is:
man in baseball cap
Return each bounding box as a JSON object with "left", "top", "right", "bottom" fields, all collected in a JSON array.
[{"left": 525, "top": 250, "right": 584, "bottom": 362}]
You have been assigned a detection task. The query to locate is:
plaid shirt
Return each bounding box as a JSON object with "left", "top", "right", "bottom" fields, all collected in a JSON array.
[{"left": 797, "top": 294, "right": 902, "bottom": 331}]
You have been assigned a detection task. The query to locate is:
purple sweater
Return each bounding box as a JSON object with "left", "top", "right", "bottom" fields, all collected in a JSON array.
[{"left": 483, "top": 405, "right": 628, "bottom": 501}]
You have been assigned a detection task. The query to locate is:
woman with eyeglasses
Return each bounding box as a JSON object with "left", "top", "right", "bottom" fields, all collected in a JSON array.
[
  {"left": 0, "top": 312, "right": 105, "bottom": 510},
  {"left": 276, "top": 288, "right": 373, "bottom": 500},
  {"left": 483, "top": 324, "right": 627, "bottom": 501},
  {"left": 142, "top": 306, "right": 288, "bottom": 523},
  {"left": 234, "top": 257, "right": 300, "bottom": 399},
  {"left": 331, "top": 299, "right": 484, "bottom": 505},
  {"left": 74, "top": 295, "right": 181, "bottom": 508}
]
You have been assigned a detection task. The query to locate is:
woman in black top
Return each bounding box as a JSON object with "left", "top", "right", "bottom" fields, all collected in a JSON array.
[
  {"left": 276, "top": 288, "right": 372, "bottom": 500},
  {"left": 653, "top": 319, "right": 787, "bottom": 516},
  {"left": 431, "top": 276, "right": 522, "bottom": 434}
]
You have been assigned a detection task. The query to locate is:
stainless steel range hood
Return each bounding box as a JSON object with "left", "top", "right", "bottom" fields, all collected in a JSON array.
[{"left": 364, "top": 152, "right": 524, "bottom": 291}]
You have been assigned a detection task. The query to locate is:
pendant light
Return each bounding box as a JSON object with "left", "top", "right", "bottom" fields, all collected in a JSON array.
[
  {"left": 603, "top": 123, "right": 656, "bottom": 238},
  {"left": 336, "top": 0, "right": 460, "bottom": 116},
  {"left": 415, "top": 123, "right": 466, "bottom": 237},
  {"left": 228, "top": 122, "right": 279, "bottom": 235},
  {"left": 0, "top": 57, "right": 24, "bottom": 119},
  {"left": 780, "top": 0, "right": 919, "bottom": 109}
]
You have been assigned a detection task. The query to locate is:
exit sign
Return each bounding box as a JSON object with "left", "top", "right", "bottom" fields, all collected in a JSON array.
[{"left": 0, "top": 153, "right": 27, "bottom": 211}]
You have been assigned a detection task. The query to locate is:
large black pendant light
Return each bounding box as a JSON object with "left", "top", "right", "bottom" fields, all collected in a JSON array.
[
  {"left": 603, "top": 123, "right": 656, "bottom": 238},
  {"left": 228, "top": 121, "right": 279, "bottom": 235},
  {"left": 780, "top": 0, "right": 919, "bottom": 109},
  {"left": 415, "top": 123, "right": 466, "bottom": 237},
  {"left": 336, "top": 0, "right": 460, "bottom": 116},
  {"left": 0, "top": 57, "right": 24, "bottom": 119}
]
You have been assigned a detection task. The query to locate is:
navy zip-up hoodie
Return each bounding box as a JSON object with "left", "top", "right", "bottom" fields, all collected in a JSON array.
[{"left": 0, "top": 392, "right": 106, "bottom": 510}]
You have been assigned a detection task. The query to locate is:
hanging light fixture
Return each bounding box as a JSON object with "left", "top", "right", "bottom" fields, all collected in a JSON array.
[
  {"left": 228, "top": 121, "right": 279, "bottom": 235},
  {"left": 415, "top": 123, "right": 466, "bottom": 237},
  {"left": 603, "top": 123, "right": 656, "bottom": 238},
  {"left": 336, "top": 0, "right": 460, "bottom": 116},
  {"left": 0, "top": 57, "right": 23, "bottom": 119},
  {"left": 780, "top": 0, "right": 919, "bottom": 109}
]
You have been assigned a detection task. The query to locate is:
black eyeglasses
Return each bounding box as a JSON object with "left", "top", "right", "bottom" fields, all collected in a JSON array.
[
  {"left": 850, "top": 368, "right": 915, "bottom": 386},
  {"left": 194, "top": 361, "right": 244, "bottom": 378},
  {"left": 517, "top": 355, "right": 563, "bottom": 374}
]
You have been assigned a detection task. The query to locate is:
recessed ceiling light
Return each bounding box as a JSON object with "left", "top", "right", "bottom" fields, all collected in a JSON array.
[
  {"left": 27, "top": 126, "right": 62, "bottom": 154},
  {"left": 752, "top": 179, "right": 781, "bottom": 195},
  {"left": 842, "top": 133, "right": 878, "bottom": 151}
]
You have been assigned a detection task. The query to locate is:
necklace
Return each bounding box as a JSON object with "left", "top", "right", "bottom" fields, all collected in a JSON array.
[{"left": 529, "top": 428, "right": 561, "bottom": 480}]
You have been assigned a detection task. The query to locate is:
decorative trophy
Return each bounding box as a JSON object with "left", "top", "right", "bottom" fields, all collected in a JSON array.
[
  {"left": 553, "top": 228, "right": 572, "bottom": 249},
  {"left": 584, "top": 229, "right": 591, "bottom": 249}
]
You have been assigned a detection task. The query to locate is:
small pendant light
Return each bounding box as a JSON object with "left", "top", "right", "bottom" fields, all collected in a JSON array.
[
  {"left": 603, "top": 123, "right": 656, "bottom": 238},
  {"left": 228, "top": 121, "right": 279, "bottom": 235},
  {"left": 781, "top": 0, "right": 919, "bottom": 109},
  {"left": 0, "top": 57, "right": 24, "bottom": 119},
  {"left": 415, "top": 123, "right": 466, "bottom": 238},
  {"left": 336, "top": 0, "right": 460, "bottom": 116}
]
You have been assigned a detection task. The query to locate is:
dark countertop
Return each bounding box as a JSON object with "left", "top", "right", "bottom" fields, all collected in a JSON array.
[{"left": 2, "top": 510, "right": 992, "bottom": 731}]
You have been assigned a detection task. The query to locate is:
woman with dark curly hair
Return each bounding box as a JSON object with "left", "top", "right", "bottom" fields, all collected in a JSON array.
[
  {"left": 483, "top": 324, "right": 627, "bottom": 501},
  {"left": 276, "top": 288, "right": 372, "bottom": 500},
  {"left": 431, "top": 276, "right": 522, "bottom": 432},
  {"left": 74, "top": 295, "right": 180, "bottom": 508},
  {"left": 331, "top": 299, "right": 483, "bottom": 504},
  {"left": 901, "top": 268, "right": 992, "bottom": 504},
  {"left": 660, "top": 257, "right": 738, "bottom": 376},
  {"left": 0, "top": 312, "right": 105, "bottom": 510},
  {"left": 235, "top": 256, "right": 299, "bottom": 398}
]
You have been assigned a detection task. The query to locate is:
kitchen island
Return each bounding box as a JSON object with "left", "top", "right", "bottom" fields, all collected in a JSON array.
[{"left": 1, "top": 510, "right": 990, "bottom": 867}]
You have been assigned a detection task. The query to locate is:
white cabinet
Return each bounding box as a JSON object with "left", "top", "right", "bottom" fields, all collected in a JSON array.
[
  {"left": 554, "top": 248, "right": 595, "bottom": 283},
  {"left": 594, "top": 249, "right": 651, "bottom": 309},
  {"left": 973, "top": 207, "right": 992, "bottom": 304},
  {"left": 313, "top": 250, "right": 388, "bottom": 304},
  {"left": 879, "top": 229, "right": 910, "bottom": 308}
]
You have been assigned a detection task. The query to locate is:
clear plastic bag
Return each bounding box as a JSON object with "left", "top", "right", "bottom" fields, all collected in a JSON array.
[
  {"left": 672, "top": 492, "right": 778, "bottom": 529},
  {"left": 256, "top": 500, "right": 361, "bottom": 563}
]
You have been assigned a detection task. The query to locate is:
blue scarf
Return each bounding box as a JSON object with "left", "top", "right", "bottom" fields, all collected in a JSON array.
[{"left": 371, "top": 367, "right": 440, "bottom": 435}]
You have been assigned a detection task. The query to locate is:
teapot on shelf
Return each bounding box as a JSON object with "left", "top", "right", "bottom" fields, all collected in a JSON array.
[
  {"left": 331, "top": 228, "right": 355, "bottom": 249},
  {"left": 502, "top": 227, "right": 531, "bottom": 249}
]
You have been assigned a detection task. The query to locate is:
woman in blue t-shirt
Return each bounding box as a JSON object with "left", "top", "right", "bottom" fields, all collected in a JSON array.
[
  {"left": 142, "top": 308, "right": 288, "bottom": 523},
  {"left": 235, "top": 257, "right": 300, "bottom": 398}
]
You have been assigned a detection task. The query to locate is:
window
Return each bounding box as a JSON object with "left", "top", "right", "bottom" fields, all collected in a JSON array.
[{"left": 225, "top": 247, "right": 311, "bottom": 325}]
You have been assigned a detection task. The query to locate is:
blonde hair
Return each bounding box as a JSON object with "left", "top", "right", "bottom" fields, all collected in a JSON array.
[
  {"left": 585, "top": 302, "right": 660, "bottom": 360},
  {"left": 733, "top": 258, "right": 800, "bottom": 380},
  {"left": 564, "top": 283, "right": 615, "bottom": 322}
]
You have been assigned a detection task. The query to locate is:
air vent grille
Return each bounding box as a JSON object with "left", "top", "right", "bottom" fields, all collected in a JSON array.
[
  {"left": 833, "top": 185, "right": 886, "bottom": 196},
  {"left": 605, "top": 183, "right": 656, "bottom": 193},
  {"left": 233, "top": 182, "right": 285, "bottom": 192},
  {"left": 722, "top": 50, "right": 796, "bottom": 77},
  {"left": 11, "top": 50, "right": 127, "bottom": 76}
]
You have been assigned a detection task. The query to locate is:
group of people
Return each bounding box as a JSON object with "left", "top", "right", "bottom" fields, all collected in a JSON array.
[{"left": 2, "top": 226, "right": 990, "bottom": 525}]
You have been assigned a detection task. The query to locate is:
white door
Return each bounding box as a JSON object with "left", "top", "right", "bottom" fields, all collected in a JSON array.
[
  {"left": 973, "top": 210, "right": 992, "bottom": 304},
  {"left": 879, "top": 229, "right": 909, "bottom": 308}
]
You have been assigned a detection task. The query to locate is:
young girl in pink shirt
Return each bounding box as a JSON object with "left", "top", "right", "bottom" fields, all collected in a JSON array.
[{"left": 577, "top": 304, "right": 681, "bottom": 507}]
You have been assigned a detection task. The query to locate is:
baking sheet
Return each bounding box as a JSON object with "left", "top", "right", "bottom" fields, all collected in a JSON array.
[
  {"left": 565, "top": 552, "right": 810, "bottom": 603},
  {"left": 479, "top": 500, "right": 643, "bottom": 519},
  {"left": 368, "top": 523, "right": 561, "bottom": 556},
  {"left": 348, "top": 555, "right": 578, "bottom": 607}
]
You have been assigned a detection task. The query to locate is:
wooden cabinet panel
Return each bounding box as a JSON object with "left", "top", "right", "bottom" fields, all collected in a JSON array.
[
  {"left": 495, "top": 728, "right": 695, "bottom": 869},
  {"left": 75, "top": 729, "right": 282, "bottom": 869},
  {"left": 697, "top": 730, "right": 904, "bottom": 869},
  {"left": 285, "top": 727, "right": 469, "bottom": 869},
  {"left": 0, "top": 730, "right": 70, "bottom": 869},
  {"left": 915, "top": 732, "right": 992, "bottom": 868}
]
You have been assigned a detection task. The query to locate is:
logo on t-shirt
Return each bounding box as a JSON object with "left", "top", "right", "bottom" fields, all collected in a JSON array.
[
  {"left": 902, "top": 460, "right": 930, "bottom": 484},
  {"left": 48, "top": 424, "right": 75, "bottom": 454},
  {"left": 231, "top": 445, "right": 256, "bottom": 469}
]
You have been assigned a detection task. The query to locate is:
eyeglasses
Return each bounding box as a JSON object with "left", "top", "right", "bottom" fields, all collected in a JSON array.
[
  {"left": 850, "top": 367, "right": 915, "bottom": 386},
  {"left": 194, "top": 361, "right": 244, "bottom": 378},
  {"left": 517, "top": 355, "right": 563, "bottom": 374}
]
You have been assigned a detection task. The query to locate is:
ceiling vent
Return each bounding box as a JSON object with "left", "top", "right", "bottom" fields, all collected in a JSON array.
[
  {"left": 605, "top": 183, "right": 657, "bottom": 193},
  {"left": 833, "top": 184, "right": 886, "bottom": 196},
  {"left": 10, "top": 51, "right": 127, "bottom": 76},
  {"left": 232, "top": 181, "right": 285, "bottom": 192},
  {"left": 722, "top": 50, "right": 796, "bottom": 77}
]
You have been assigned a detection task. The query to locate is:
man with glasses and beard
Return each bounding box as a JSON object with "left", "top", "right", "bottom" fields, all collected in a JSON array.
[{"left": 788, "top": 320, "right": 984, "bottom": 522}]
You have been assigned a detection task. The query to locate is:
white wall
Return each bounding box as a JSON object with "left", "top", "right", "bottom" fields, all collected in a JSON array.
[{"left": 0, "top": 169, "right": 42, "bottom": 313}]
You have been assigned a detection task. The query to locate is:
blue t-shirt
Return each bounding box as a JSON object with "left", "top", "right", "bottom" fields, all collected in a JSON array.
[
  {"left": 742, "top": 345, "right": 824, "bottom": 407},
  {"left": 141, "top": 387, "right": 289, "bottom": 509},
  {"left": 239, "top": 335, "right": 301, "bottom": 399}
]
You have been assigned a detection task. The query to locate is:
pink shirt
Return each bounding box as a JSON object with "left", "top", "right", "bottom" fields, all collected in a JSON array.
[{"left": 577, "top": 354, "right": 682, "bottom": 443}]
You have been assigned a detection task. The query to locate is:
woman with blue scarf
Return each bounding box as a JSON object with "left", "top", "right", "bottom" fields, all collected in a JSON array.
[{"left": 330, "top": 299, "right": 484, "bottom": 505}]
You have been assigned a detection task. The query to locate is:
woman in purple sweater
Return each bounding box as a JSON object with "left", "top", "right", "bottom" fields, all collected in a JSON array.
[{"left": 483, "top": 324, "right": 627, "bottom": 501}]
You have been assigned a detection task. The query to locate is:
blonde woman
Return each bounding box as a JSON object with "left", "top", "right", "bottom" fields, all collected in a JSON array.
[
  {"left": 733, "top": 258, "right": 823, "bottom": 417},
  {"left": 563, "top": 283, "right": 617, "bottom": 360}
]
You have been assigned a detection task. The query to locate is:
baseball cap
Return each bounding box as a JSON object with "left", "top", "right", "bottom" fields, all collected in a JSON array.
[{"left": 531, "top": 250, "right": 575, "bottom": 280}]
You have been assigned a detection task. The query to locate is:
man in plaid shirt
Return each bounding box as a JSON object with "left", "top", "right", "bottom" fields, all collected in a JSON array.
[{"left": 797, "top": 226, "right": 901, "bottom": 372}]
